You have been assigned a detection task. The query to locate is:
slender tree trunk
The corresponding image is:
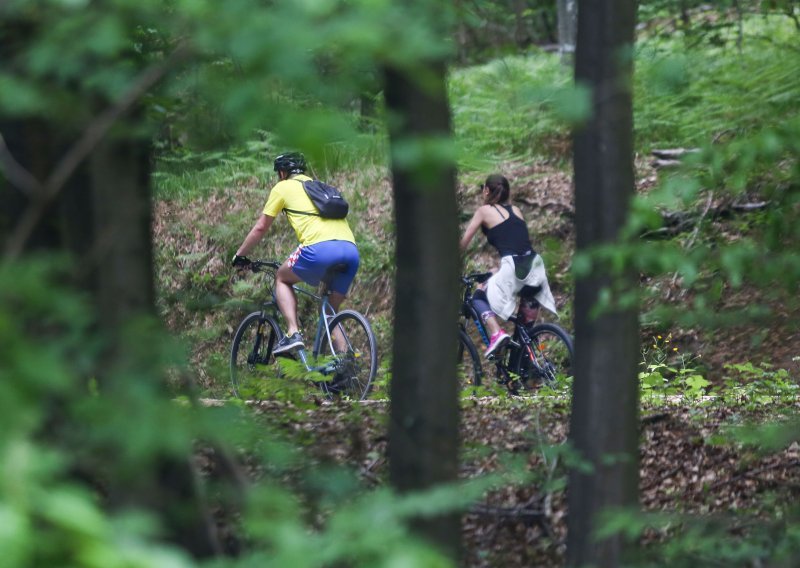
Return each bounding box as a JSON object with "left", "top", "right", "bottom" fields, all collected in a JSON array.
[
  {"left": 383, "top": 60, "right": 461, "bottom": 562},
  {"left": 567, "top": 0, "right": 640, "bottom": 566},
  {"left": 513, "top": 0, "right": 529, "bottom": 48},
  {"left": 557, "top": 0, "right": 579, "bottom": 62}
]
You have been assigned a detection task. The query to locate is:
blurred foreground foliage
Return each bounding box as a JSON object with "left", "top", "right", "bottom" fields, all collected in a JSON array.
[
  {"left": 3, "top": 0, "right": 800, "bottom": 565},
  {"left": 1, "top": 258, "right": 510, "bottom": 566}
]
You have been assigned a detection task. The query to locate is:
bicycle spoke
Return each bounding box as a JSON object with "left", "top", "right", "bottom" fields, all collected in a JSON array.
[
  {"left": 325, "top": 310, "right": 377, "bottom": 401},
  {"left": 230, "top": 313, "right": 282, "bottom": 399},
  {"left": 524, "top": 326, "right": 573, "bottom": 388}
]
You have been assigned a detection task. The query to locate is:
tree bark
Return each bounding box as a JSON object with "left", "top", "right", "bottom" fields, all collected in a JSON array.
[
  {"left": 567, "top": 0, "right": 640, "bottom": 566},
  {"left": 383, "top": 60, "right": 461, "bottom": 562},
  {"left": 557, "top": 0, "right": 579, "bottom": 62},
  {"left": 88, "top": 135, "right": 156, "bottom": 328}
]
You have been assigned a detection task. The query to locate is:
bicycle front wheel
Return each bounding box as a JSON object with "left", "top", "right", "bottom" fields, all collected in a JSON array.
[
  {"left": 230, "top": 312, "right": 283, "bottom": 399},
  {"left": 325, "top": 309, "right": 377, "bottom": 400},
  {"left": 524, "top": 323, "right": 574, "bottom": 388},
  {"left": 457, "top": 327, "right": 483, "bottom": 389}
]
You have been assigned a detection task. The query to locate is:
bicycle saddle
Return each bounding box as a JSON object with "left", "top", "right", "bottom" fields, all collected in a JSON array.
[
  {"left": 320, "top": 262, "right": 348, "bottom": 287},
  {"left": 519, "top": 284, "right": 542, "bottom": 299}
]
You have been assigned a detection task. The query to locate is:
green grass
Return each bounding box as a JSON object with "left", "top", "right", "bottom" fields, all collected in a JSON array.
[
  {"left": 448, "top": 51, "right": 572, "bottom": 168},
  {"left": 154, "top": 14, "right": 800, "bottom": 198},
  {"left": 634, "top": 15, "right": 800, "bottom": 151}
]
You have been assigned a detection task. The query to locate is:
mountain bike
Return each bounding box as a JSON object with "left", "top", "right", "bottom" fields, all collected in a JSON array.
[
  {"left": 230, "top": 260, "right": 377, "bottom": 401},
  {"left": 457, "top": 272, "right": 574, "bottom": 395}
]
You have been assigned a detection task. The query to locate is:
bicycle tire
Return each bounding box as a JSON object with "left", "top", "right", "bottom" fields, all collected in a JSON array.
[
  {"left": 457, "top": 327, "right": 483, "bottom": 388},
  {"left": 522, "top": 322, "right": 574, "bottom": 388},
  {"left": 323, "top": 309, "right": 377, "bottom": 401},
  {"left": 230, "top": 312, "right": 283, "bottom": 399}
]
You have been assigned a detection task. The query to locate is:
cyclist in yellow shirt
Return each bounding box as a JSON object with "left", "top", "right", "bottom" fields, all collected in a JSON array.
[{"left": 232, "top": 152, "right": 359, "bottom": 354}]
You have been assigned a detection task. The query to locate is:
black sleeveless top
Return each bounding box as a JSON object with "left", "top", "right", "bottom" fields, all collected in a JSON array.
[{"left": 481, "top": 204, "right": 533, "bottom": 257}]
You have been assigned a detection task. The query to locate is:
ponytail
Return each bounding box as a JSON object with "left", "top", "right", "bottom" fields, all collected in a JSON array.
[{"left": 483, "top": 174, "right": 510, "bottom": 205}]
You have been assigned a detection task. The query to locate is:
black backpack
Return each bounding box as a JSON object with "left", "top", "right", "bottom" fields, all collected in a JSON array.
[{"left": 284, "top": 180, "right": 349, "bottom": 220}]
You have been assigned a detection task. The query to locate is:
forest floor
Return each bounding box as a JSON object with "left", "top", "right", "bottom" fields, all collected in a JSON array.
[
  {"left": 243, "top": 397, "right": 800, "bottom": 567},
  {"left": 159, "top": 157, "right": 800, "bottom": 565}
]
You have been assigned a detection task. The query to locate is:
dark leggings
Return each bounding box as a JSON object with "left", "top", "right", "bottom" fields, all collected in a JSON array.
[{"left": 472, "top": 288, "right": 495, "bottom": 321}]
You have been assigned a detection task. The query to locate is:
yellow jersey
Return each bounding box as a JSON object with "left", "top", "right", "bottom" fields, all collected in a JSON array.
[{"left": 262, "top": 174, "right": 355, "bottom": 246}]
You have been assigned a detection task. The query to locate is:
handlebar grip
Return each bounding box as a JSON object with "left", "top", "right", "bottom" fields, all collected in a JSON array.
[
  {"left": 249, "top": 260, "right": 281, "bottom": 273},
  {"left": 463, "top": 272, "right": 492, "bottom": 284}
]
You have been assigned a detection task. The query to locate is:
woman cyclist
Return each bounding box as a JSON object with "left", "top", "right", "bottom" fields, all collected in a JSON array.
[{"left": 460, "top": 173, "right": 557, "bottom": 357}]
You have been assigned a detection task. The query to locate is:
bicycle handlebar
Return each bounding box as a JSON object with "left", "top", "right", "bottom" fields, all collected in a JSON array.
[
  {"left": 247, "top": 259, "right": 281, "bottom": 273},
  {"left": 461, "top": 272, "right": 492, "bottom": 285}
]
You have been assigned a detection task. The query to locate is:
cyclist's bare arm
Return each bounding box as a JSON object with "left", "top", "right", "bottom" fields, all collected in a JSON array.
[
  {"left": 236, "top": 214, "right": 275, "bottom": 257},
  {"left": 460, "top": 208, "right": 486, "bottom": 251}
]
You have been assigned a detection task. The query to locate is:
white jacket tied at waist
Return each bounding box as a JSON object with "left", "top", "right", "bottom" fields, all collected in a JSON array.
[{"left": 486, "top": 254, "right": 557, "bottom": 321}]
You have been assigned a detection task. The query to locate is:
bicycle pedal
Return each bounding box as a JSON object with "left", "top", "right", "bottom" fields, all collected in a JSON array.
[{"left": 508, "top": 339, "right": 521, "bottom": 348}]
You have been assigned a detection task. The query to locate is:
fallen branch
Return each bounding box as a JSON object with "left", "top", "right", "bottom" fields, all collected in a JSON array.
[
  {"left": 668, "top": 190, "right": 715, "bottom": 296},
  {"left": 469, "top": 502, "right": 549, "bottom": 535},
  {"left": 650, "top": 148, "right": 700, "bottom": 170},
  {"left": 641, "top": 412, "right": 671, "bottom": 426},
  {"left": 651, "top": 158, "right": 683, "bottom": 169},
  {"left": 641, "top": 199, "right": 769, "bottom": 239},
  {"left": 651, "top": 148, "right": 700, "bottom": 160},
  {"left": 707, "top": 458, "right": 800, "bottom": 491},
  {"left": 469, "top": 503, "right": 544, "bottom": 520}
]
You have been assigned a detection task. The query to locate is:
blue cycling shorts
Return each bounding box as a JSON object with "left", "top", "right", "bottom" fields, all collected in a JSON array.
[{"left": 287, "top": 240, "right": 360, "bottom": 295}]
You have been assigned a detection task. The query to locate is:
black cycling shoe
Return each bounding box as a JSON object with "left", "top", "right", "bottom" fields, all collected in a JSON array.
[{"left": 273, "top": 332, "right": 305, "bottom": 355}]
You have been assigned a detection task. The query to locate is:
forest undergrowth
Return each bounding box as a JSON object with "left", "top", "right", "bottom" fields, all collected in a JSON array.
[{"left": 153, "top": 13, "right": 800, "bottom": 565}]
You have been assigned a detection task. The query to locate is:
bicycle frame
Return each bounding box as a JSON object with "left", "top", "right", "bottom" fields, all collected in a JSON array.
[
  {"left": 288, "top": 284, "right": 341, "bottom": 373},
  {"left": 233, "top": 259, "right": 377, "bottom": 401},
  {"left": 460, "top": 276, "right": 491, "bottom": 347},
  {"left": 459, "top": 274, "right": 551, "bottom": 385},
  {"left": 254, "top": 288, "right": 334, "bottom": 374}
]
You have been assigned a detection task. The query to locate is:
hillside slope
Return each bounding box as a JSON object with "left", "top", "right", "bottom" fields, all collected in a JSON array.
[{"left": 154, "top": 152, "right": 798, "bottom": 396}]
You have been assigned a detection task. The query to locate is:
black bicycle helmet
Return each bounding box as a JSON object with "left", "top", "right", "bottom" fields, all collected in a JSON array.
[{"left": 273, "top": 152, "right": 307, "bottom": 174}]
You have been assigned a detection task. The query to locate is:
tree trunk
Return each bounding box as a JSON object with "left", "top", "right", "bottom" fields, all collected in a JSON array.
[
  {"left": 513, "top": 0, "right": 529, "bottom": 48},
  {"left": 89, "top": 135, "right": 156, "bottom": 328},
  {"left": 0, "top": 103, "right": 218, "bottom": 558},
  {"left": 567, "top": 0, "right": 640, "bottom": 566},
  {"left": 557, "top": 0, "right": 579, "bottom": 62},
  {"left": 383, "top": 60, "right": 461, "bottom": 562}
]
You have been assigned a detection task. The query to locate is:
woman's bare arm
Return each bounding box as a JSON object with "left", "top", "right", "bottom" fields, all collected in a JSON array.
[{"left": 460, "top": 207, "right": 485, "bottom": 251}]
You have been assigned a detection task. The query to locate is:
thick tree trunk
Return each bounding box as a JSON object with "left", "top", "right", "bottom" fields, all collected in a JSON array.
[
  {"left": 567, "top": 0, "right": 640, "bottom": 566},
  {"left": 383, "top": 60, "right": 461, "bottom": 562},
  {"left": 0, "top": 115, "right": 219, "bottom": 558},
  {"left": 89, "top": 135, "right": 156, "bottom": 326},
  {"left": 90, "top": 133, "right": 221, "bottom": 557}
]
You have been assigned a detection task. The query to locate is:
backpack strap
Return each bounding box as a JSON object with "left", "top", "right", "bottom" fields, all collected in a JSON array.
[
  {"left": 283, "top": 178, "right": 319, "bottom": 217},
  {"left": 283, "top": 208, "right": 320, "bottom": 217}
]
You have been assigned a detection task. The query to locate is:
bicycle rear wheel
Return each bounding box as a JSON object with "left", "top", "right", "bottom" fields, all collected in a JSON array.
[
  {"left": 457, "top": 327, "right": 483, "bottom": 389},
  {"left": 230, "top": 312, "right": 283, "bottom": 398},
  {"left": 523, "top": 323, "right": 574, "bottom": 388},
  {"left": 324, "top": 309, "right": 377, "bottom": 400}
]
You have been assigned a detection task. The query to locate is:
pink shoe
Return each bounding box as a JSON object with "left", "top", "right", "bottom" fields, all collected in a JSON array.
[{"left": 485, "top": 330, "right": 510, "bottom": 358}]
